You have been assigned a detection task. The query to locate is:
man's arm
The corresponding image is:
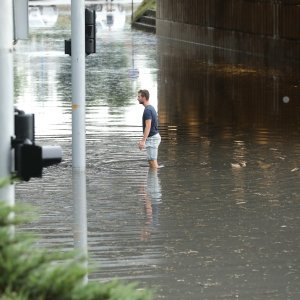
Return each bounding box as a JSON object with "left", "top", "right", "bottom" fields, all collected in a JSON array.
[{"left": 139, "top": 119, "right": 151, "bottom": 150}]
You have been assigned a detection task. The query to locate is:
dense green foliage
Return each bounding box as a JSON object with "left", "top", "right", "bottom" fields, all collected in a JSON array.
[{"left": 0, "top": 201, "right": 152, "bottom": 300}]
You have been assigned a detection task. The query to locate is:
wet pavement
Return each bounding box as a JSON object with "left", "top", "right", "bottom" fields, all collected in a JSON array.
[{"left": 14, "top": 2, "right": 300, "bottom": 299}]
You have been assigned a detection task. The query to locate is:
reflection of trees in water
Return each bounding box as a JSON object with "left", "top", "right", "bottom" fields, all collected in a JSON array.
[
  {"left": 85, "top": 41, "right": 133, "bottom": 107},
  {"left": 20, "top": 28, "right": 154, "bottom": 110},
  {"left": 55, "top": 39, "right": 134, "bottom": 108},
  {"left": 14, "top": 32, "right": 72, "bottom": 105},
  {"left": 27, "top": 26, "right": 156, "bottom": 110}
]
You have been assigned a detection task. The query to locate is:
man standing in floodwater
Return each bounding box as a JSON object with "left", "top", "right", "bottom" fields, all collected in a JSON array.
[{"left": 137, "top": 89, "right": 161, "bottom": 169}]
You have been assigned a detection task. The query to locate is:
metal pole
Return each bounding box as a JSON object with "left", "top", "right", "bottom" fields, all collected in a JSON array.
[
  {"left": 71, "top": 0, "right": 88, "bottom": 281},
  {"left": 72, "top": 0, "right": 86, "bottom": 171},
  {"left": 0, "top": 0, "right": 14, "bottom": 206}
]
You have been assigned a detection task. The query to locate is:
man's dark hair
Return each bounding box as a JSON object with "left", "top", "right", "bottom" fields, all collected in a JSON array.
[{"left": 138, "top": 89, "right": 150, "bottom": 100}]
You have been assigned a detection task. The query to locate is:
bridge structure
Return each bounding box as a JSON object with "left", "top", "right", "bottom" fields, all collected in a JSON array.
[{"left": 156, "top": 0, "right": 300, "bottom": 63}]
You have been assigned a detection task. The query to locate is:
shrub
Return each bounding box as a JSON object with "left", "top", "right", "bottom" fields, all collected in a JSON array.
[{"left": 0, "top": 201, "right": 152, "bottom": 300}]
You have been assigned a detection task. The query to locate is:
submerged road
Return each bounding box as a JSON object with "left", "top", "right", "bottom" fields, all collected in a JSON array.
[{"left": 14, "top": 2, "right": 300, "bottom": 299}]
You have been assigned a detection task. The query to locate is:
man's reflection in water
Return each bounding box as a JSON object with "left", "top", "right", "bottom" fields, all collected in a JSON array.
[{"left": 140, "top": 169, "right": 162, "bottom": 241}]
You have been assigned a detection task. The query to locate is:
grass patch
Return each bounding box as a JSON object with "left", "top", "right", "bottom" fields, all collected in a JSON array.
[{"left": 132, "top": 0, "right": 156, "bottom": 23}]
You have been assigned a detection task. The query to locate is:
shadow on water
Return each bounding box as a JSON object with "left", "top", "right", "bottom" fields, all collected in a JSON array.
[{"left": 14, "top": 3, "right": 300, "bottom": 300}]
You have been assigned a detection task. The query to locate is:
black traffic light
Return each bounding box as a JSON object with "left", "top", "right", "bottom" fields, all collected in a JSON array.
[
  {"left": 85, "top": 8, "right": 96, "bottom": 55},
  {"left": 64, "top": 8, "right": 96, "bottom": 56},
  {"left": 13, "top": 109, "right": 62, "bottom": 181}
]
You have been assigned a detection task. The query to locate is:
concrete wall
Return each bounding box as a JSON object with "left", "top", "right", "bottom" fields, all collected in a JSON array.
[{"left": 156, "top": 0, "right": 300, "bottom": 62}]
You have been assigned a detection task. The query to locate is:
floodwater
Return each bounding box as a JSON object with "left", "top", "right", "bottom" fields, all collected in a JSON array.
[{"left": 14, "top": 2, "right": 300, "bottom": 300}]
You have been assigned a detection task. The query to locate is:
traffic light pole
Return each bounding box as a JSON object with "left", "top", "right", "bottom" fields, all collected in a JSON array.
[
  {"left": 71, "top": 0, "right": 88, "bottom": 278},
  {"left": 72, "top": 0, "right": 86, "bottom": 170},
  {"left": 0, "top": 0, "right": 14, "bottom": 206}
]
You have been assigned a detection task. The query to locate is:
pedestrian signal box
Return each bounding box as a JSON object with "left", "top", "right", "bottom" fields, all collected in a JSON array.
[{"left": 13, "top": 109, "right": 62, "bottom": 181}]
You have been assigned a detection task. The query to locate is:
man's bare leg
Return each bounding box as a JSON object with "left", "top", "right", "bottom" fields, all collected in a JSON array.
[{"left": 149, "top": 160, "right": 159, "bottom": 169}]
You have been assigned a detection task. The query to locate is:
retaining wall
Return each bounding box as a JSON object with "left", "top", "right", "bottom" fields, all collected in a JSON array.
[{"left": 156, "top": 0, "right": 300, "bottom": 62}]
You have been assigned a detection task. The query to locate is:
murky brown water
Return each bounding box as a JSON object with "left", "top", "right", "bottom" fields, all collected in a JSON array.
[{"left": 14, "top": 2, "right": 300, "bottom": 299}]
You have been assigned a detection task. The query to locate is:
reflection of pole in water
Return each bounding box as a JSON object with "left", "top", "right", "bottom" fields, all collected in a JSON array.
[
  {"left": 128, "top": 32, "right": 139, "bottom": 80},
  {"left": 72, "top": 170, "right": 88, "bottom": 283},
  {"left": 140, "top": 169, "right": 162, "bottom": 241}
]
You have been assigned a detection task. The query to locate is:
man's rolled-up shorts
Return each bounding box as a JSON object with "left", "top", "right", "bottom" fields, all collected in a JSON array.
[{"left": 145, "top": 133, "right": 161, "bottom": 160}]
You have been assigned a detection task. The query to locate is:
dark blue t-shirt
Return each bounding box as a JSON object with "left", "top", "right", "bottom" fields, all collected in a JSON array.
[{"left": 143, "top": 105, "right": 159, "bottom": 137}]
